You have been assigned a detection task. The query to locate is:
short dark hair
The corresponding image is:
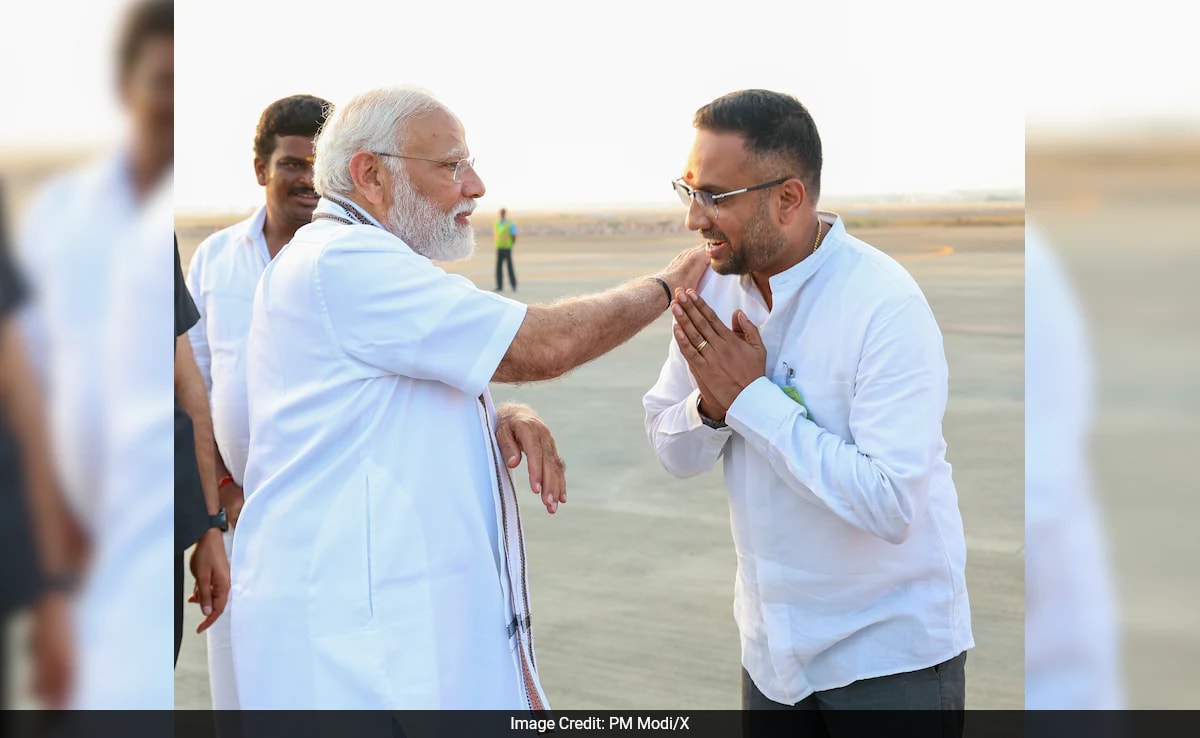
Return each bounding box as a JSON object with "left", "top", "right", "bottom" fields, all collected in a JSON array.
[
  {"left": 116, "top": 0, "right": 173, "bottom": 83},
  {"left": 693, "top": 89, "right": 823, "bottom": 202},
  {"left": 253, "top": 95, "right": 333, "bottom": 161}
]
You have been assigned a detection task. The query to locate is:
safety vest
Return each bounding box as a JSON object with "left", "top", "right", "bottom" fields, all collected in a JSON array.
[{"left": 495, "top": 219, "right": 515, "bottom": 249}]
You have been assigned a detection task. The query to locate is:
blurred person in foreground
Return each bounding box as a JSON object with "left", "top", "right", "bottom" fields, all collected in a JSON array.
[
  {"left": 230, "top": 85, "right": 708, "bottom": 710},
  {"left": 643, "top": 90, "right": 972, "bottom": 733},
  {"left": 183, "top": 93, "right": 331, "bottom": 709},
  {"left": 66, "top": 178, "right": 207, "bottom": 708},
  {"left": 0, "top": 183, "right": 74, "bottom": 709},
  {"left": 494, "top": 207, "right": 518, "bottom": 291},
  {"left": 10, "top": 0, "right": 208, "bottom": 707},
  {"left": 13, "top": 0, "right": 173, "bottom": 585},
  {"left": 1024, "top": 223, "right": 1123, "bottom": 709}
]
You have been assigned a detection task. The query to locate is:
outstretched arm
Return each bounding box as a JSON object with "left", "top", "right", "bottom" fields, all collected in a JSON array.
[{"left": 493, "top": 246, "right": 709, "bottom": 383}]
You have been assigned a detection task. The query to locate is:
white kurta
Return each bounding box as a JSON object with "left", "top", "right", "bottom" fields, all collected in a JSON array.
[
  {"left": 14, "top": 152, "right": 140, "bottom": 530},
  {"left": 185, "top": 205, "right": 270, "bottom": 486},
  {"left": 644, "top": 213, "right": 973, "bottom": 704},
  {"left": 184, "top": 206, "right": 271, "bottom": 710},
  {"left": 73, "top": 171, "right": 174, "bottom": 708},
  {"left": 14, "top": 151, "right": 170, "bottom": 707},
  {"left": 230, "top": 198, "right": 547, "bottom": 709}
]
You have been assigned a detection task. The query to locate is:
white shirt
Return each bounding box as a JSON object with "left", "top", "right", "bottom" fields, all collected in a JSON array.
[
  {"left": 15, "top": 152, "right": 140, "bottom": 528},
  {"left": 184, "top": 206, "right": 273, "bottom": 711},
  {"left": 185, "top": 206, "right": 271, "bottom": 484},
  {"left": 73, "top": 170, "right": 174, "bottom": 708},
  {"left": 643, "top": 212, "right": 973, "bottom": 705},
  {"left": 230, "top": 197, "right": 547, "bottom": 709},
  {"left": 1024, "top": 224, "right": 1123, "bottom": 708}
]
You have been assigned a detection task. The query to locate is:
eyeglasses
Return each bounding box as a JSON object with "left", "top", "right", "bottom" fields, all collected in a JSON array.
[
  {"left": 672, "top": 177, "right": 789, "bottom": 217},
  {"left": 374, "top": 152, "right": 477, "bottom": 183}
]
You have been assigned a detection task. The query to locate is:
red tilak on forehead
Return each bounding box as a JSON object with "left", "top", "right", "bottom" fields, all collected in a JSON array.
[{"left": 685, "top": 171, "right": 694, "bottom": 182}]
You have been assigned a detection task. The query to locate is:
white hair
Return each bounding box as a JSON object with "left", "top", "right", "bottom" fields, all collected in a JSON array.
[{"left": 313, "top": 85, "right": 446, "bottom": 198}]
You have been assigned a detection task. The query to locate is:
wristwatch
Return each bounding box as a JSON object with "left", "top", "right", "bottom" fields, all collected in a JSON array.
[
  {"left": 697, "top": 396, "right": 727, "bottom": 429},
  {"left": 209, "top": 507, "right": 229, "bottom": 532}
]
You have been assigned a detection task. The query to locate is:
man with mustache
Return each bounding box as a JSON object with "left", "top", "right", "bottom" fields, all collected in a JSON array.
[
  {"left": 229, "top": 85, "right": 707, "bottom": 710},
  {"left": 182, "top": 93, "right": 330, "bottom": 710},
  {"left": 644, "top": 90, "right": 972, "bottom": 733}
]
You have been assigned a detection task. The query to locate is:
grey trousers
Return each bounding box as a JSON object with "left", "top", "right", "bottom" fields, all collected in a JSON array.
[{"left": 742, "top": 651, "right": 967, "bottom": 737}]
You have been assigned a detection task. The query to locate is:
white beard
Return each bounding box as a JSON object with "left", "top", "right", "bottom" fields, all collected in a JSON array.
[{"left": 383, "top": 175, "right": 477, "bottom": 263}]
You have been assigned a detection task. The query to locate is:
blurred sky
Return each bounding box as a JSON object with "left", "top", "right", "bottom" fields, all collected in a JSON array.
[
  {"left": 3, "top": 1, "right": 1196, "bottom": 212},
  {"left": 1024, "top": 0, "right": 1200, "bottom": 137},
  {"left": 165, "top": 0, "right": 1029, "bottom": 213},
  {"left": 0, "top": 2, "right": 127, "bottom": 150}
]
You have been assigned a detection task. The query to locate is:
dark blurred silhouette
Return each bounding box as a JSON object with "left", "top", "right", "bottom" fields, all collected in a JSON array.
[{"left": 1, "top": 182, "right": 75, "bottom": 709}]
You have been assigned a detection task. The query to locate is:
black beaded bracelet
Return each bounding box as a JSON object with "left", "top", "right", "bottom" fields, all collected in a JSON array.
[{"left": 651, "top": 277, "right": 672, "bottom": 309}]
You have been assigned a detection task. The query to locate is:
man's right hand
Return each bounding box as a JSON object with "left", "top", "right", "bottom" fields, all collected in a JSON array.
[{"left": 657, "top": 245, "right": 710, "bottom": 296}]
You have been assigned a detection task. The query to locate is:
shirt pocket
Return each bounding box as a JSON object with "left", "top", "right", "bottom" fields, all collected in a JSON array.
[
  {"left": 361, "top": 461, "right": 438, "bottom": 623},
  {"left": 308, "top": 470, "right": 375, "bottom": 635},
  {"left": 798, "top": 380, "right": 854, "bottom": 442}
]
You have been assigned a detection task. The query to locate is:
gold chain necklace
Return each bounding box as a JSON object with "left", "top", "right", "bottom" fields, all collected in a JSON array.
[{"left": 812, "top": 218, "right": 824, "bottom": 254}]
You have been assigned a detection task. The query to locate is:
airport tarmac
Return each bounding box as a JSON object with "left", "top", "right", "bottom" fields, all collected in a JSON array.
[{"left": 172, "top": 216, "right": 1024, "bottom": 709}]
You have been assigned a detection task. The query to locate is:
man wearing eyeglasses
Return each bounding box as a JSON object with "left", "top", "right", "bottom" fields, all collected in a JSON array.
[
  {"left": 644, "top": 90, "right": 972, "bottom": 731},
  {"left": 229, "top": 85, "right": 708, "bottom": 711},
  {"left": 182, "top": 93, "right": 330, "bottom": 711}
]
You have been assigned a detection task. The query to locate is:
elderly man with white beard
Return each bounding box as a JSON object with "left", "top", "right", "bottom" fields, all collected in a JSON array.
[{"left": 229, "top": 85, "right": 708, "bottom": 711}]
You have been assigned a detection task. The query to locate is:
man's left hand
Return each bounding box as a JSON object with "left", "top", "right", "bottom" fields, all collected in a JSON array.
[
  {"left": 495, "top": 402, "right": 567, "bottom": 514},
  {"left": 671, "top": 289, "right": 767, "bottom": 413}
]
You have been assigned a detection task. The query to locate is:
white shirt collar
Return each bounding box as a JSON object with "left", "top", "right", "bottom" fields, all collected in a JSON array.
[
  {"left": 233, "top": 206, "right": 271, "bottom": 263},
  {"left": 233, "top": 205, "right": 268, "bottom": 243}
]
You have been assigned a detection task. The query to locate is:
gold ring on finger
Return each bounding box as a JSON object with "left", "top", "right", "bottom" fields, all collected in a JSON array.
[{"left": 695, "top": 339, "right": 709, "bottom": 352}]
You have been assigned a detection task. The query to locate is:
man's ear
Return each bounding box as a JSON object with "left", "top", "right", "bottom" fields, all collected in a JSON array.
[
  {"left": 776, "top": 178, "right": 807, "bottom": 226},
  {"left": 253, "top": 157, "right": 268, "bottom": 187},
  {"left": 349, "top": 151, "right": 387, "bottom": 205}
]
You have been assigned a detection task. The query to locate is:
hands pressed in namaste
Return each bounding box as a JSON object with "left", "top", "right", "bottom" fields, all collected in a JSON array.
[{"left": 670, "top": 289, "right": 767, "bottom": 422}]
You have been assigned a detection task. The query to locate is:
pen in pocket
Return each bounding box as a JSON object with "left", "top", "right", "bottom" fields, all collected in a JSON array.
[{"left": 780, "top": 363, "right": 810, "bottom": 419}]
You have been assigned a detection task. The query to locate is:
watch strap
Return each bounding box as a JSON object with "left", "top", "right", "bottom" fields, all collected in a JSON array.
[{"left": 697, "top": 396, "right": 727, "bottom": 429}]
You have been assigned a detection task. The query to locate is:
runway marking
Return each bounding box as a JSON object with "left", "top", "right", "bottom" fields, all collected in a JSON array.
[{"left": 896, "top": 245, "right": 955, "bottom": 261}]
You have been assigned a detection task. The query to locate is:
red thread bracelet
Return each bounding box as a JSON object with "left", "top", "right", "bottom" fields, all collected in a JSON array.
[{"left": 218, "top": 474, "right": 235, "bottom": 489}]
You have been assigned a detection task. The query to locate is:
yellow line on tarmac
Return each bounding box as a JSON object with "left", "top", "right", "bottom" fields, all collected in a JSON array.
[{"left": 896, "top": 245, "right": 955, "bottom": 261}]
